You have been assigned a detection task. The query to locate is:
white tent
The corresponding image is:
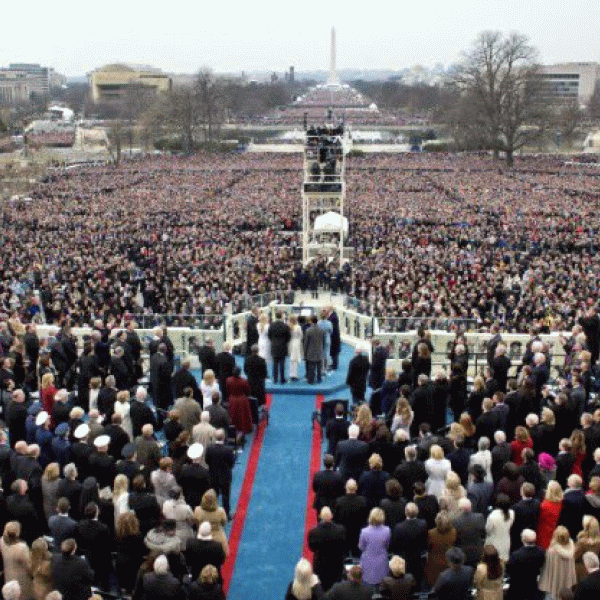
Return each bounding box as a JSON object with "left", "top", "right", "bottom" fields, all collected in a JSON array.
[{"left": 314, "top": 211, "right": 348, "bottom": 234}]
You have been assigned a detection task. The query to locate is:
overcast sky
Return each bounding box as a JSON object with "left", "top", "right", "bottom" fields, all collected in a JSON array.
[{"left": 3, "top": 0, "right": 600, "bottom": 77}]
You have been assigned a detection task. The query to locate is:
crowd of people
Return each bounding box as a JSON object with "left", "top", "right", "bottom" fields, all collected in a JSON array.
[
  {"left": 2, "top": 152, "right": 600, "bottom": 335},
  {"left": 0, "top": 317, "right": 254, "bottom": 600},
  {"left": 300, "top": 322, "right": 600, "bottom": 599}
]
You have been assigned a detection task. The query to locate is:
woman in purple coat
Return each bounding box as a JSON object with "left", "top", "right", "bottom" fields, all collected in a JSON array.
[{"left": 358, "top": 507, "right": 391, "bottom": 585}]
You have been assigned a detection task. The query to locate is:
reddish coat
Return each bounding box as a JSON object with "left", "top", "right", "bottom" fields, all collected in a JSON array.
[
  {"left": 510, "top": 438, "right": 533, "bottom": 466},
  {"left": 226, "top": 376, "right": 253, "bottom": 434},
  {"left": 40, "top": 385, "right": 57, "bottom": 416},
  {"left": 537, "top": 499, "right": 563, "bottom": 549}
]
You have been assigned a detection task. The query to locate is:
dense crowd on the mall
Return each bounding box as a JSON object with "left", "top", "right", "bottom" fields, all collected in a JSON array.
[{"left": 0, "top": 151, "right": 600, "bottom": 600}]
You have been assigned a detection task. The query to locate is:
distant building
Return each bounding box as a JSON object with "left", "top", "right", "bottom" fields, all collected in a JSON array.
[
  {"left": 537, "top": 62, "right": 600, "bottom": 107},
  {"left": 0, "top": 63, "right": 65, "bottom": 104},
  {"left": 88, "top": 63, "right": 172, "bottom": 103}
]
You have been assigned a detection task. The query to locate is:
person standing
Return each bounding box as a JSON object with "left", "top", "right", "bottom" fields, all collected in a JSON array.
[
  {"left": 149, "top": 343, "right": 172, "bottom": 412},
  {"left": 346, "top": 346, "right": 370, "bottom": 405},
  {"left": 358, "top": 507, "right": 391, "bottom": 586},
  {"left": 268, "top": 312, "right": 291, "bottom": 384},
  {"left": 318, "top": 311, "right": 333, "bottom": 375},
  {"left": 205, "top": 429, "right": 235, "bottom": 520},
  {"left": 328, "top": 307, "right": 341, "bottom": 371},
  {"left": 308, "top": 506, "right": 347, "bottom": 591},
  {"left": 245, "top": 307, "right": 260, "bottom": 357},
  {"left": 288, "top": 316, "right": 304, "bottom": 382},
  {"left": 304, "top": 317, "right": 324, "bottom": 385},
  {"left": 244, "top": 344, "right": 267, "bottom": 419}
]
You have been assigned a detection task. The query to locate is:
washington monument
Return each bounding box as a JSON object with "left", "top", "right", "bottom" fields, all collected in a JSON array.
[{"left": 328, "top": 27, "right": 340, "bottom": 85}]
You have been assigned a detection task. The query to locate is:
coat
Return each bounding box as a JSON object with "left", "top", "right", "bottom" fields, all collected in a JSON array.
[
  {"left": 1, "top": 538, "right": 33, "bottom": 600},
  {"left": 538, "top": 541, "right": 577, "bottom": 599},
  {"left": 425, "top": 526, "right": 457, "bottom": 587},
  {"left": 194, "top": 506, "right": 228, "bottom": 555},
  {"left": 473, "top": 563, "right": 503, "bottom": 600},
  {"left": 485, "top": 508, "right": 515, "bottom": 562},
  {"left": 51, "top": 552, "right": 95, "bottom": 600},
  {"left": 359, "top": 524, "right": 391, "bottom": 585},
  {"left": 505, "top": 544, "right": 545, "bottom": 600},
  {"left": 537, "top": 499, "right": 563, "bottom": 549},
  {"left": 346, "top": 354, "right": 370, "bottom": 397},
  {"left": 226, "top": 376, "right": 253, "bottom": 434},
  {"left": 304, "top": 324, "right": 324, "bottom": 362},
  {"left": 268, "top": 319, "right": 291, "bottom": 359},
  {"left": 425, "top": 458, "right": 451, "bottom": 499},
  {"left": 453, "top": 511, "right": 486, "bottom": 566},
  {"left": 308, "top": 521, "right": 347, "bottom": 590},
  {"left": 243, "top": 353, "right": 267, "bottom": 405},
  {"left": 149, "top": 352, "right": 172, "bottom": 410}
]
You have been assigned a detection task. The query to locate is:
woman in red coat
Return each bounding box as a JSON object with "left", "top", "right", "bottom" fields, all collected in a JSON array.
[
  {"left": 39, "top": 372, "right": 57, "bottom": 418},
  {"left": 510, "top": 426, "right": 533, "bottom": 466},
  {"left": 537, "top": 480, "right": 564, "bottom": 549},
  {"left": 226, "top": 367, "right": 253, "bottom": 434}
]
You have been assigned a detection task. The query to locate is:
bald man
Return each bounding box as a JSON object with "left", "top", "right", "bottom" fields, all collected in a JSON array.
[{"left": 307, "top": 506, "right": 347, "bottom": 592}]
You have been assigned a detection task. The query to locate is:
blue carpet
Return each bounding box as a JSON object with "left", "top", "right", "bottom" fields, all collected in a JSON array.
[{"left": 226, "top": 393, "right": 316, "bottom": 600}]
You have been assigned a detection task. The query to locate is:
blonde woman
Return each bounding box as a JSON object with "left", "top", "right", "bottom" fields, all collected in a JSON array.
[
  {"left": 537, "top": 480, "right": 564, "bottom": 549},
  {"left": 41, "top": 462, "right": 60, "bottom": 521},
  {"left": 441, "top": 471, "right": 466, "bottom": 519},
  {"left": 114, "top": 390, "right": 132, "bottom": 439},
  {"left": 257, "top": 314, "right": 271, "bottom": 367},
  {"left": 285, "top": 558, "right": 323, "bottom": 600},
  {"left": 0, "top": 522, "right": 33, "bottom": 600},
  {"left": 40, "top": 372, "right": 57, "bottom": 416},
  {"left": 112, "top": 474, "right": 130, "bottom": 527},
  {"left": 574, "top": 515, "right": 600, "bottom": 581},
  {"left": 359, "top": 507, "right": 391, "bottom": 586},
  {"left": 391, "top": 397, "right": 413, "bottom": 436},
  {"left": 354, "top": 403, "right": 376, "bottom": 442},
  {"left": 425, "top": 445, "right": 451, "bottom": 500},
  {"left": 31, "top": 537, "right": 53, "bottom": 600},
  {"left": 288, "top": 315, "right": 303, "bottom": 381},
  {"left": 538, "top": 526, "right": 577, "bottom": 600},
  {"left": 194, "top": 489, "right": 228, "bottom": 555},
  {"left": 200, "top": 369, "right": 220, "bottom": 408}
]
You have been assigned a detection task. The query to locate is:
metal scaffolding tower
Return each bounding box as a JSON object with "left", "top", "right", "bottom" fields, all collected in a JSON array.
[{"left": 301, "top": 120, "right": 350, "bottom": 265}]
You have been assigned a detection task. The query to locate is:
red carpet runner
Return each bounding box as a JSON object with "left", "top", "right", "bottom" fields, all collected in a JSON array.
[
  {"left": 302, "top": 393, "right": 324, "bottom": 561},
  {"left": 222, "top": 394, "right": 273, "bottom": 593}
]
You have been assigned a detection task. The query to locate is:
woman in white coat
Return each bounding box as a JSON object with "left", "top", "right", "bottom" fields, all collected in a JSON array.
[
  {"left": 485, "top": 494, "right": 515, "bottom": 562},
  {"left": 257, "top": 314, "right": 271, "bottom": 369},
  {"left": 288, "top": 315, "right": 303, "bottom": 381},
  {"left": 425, "top": 444, "right": 452, "bottom": 500},
  {"left": 469, "top": 436, "right": 493, "bottom": 482}
]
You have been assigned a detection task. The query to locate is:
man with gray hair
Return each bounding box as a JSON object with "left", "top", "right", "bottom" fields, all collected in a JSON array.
[
  {"left": 559, "top": 474, "right": 586, "bottom": 539},
  {"left": 332, "top": 478, "right": 367, "bottom": 557},
  {"left": 506, "top": 529, "right": 545, "bottom": 600},
  {"left": 574, "top": 551, "right": 600, "bottom": 599},
  {"left": 452, "top": 498, "right": 486, "bottom": 568},
  {"left": 2, "top": 581, "right": 20, "bottom": 600},
  {"left": 205, "top": 429, "right": 235, "bottom": 519},
  {"left": 390, "top": 502, "right": 428, "bottom": 586},
  {"left": 130, "top": 386, "right": 156, "bottom": 438},
  {"left": 140, "top": 554, "right": 184, "bottom": 599},
  {"left": 308, "top": 506, "right": 346, "bottom": 591},
  {"left": 171, "top": 357, "right": 201, "bottom": 404},
  {"left": 334, "top": 423, "right": 369, "bottom": 482}
]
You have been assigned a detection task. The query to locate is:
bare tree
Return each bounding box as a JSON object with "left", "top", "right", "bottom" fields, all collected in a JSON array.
[{"left": 453, "top": 31, "right": 545, "bottom": 165}]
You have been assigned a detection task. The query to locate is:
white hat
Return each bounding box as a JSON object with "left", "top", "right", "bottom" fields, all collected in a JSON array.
[
  {"left": 35, "top": 411, "right": 49, "bottom": 426},
  {"left": 198, "top": 521, "right": 212, "bottom": 540},
  {"left": 74, "top": 423, "right": 90, "bottom": 439},
  {"left": 187, "top": 443, "right": 204, "bottom": 460},
  {"left": 94, "top": 435, "right": 110, "bottom": 448}
]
